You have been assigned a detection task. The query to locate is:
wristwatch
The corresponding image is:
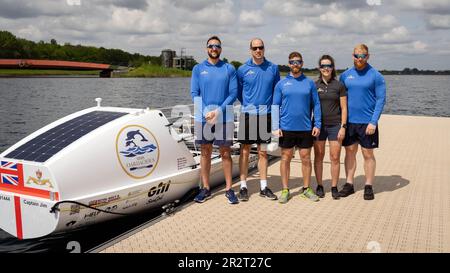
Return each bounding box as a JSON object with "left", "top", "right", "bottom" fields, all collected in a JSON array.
[{"left": 341, "top": 124, "right": 347, "bottom": 129}]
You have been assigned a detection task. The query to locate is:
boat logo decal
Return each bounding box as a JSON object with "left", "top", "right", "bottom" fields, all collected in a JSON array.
[
  {"left": 26, "top": 169, "right": 53, "bottom": 188},
  {"left": 116, "top": 125, "right": 160, "bottom": 179}
]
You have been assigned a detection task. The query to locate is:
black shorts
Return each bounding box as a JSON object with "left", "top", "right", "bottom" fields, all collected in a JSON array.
[
  {"left": 315, "top": 124, "right": 341, "bottom": 141},
  {"left": 194, "top": 122, "right": 234, "bottom": 147},
  {"left": 238, "top": 113, "right": 272, "bottom": 144},
  {"left": 342, "top": 123, "right": 379, "bottom": 149},
  {"left": 278, "top": 130, "right": 313, "bottom": 149}
]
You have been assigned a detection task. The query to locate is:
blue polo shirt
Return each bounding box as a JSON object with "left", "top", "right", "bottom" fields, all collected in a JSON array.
[
  {"left": 190, "top": 60, "right": 237, "bottom": 122},
  {"left": 339, "top": 64, "right": 386, "bottom": 125},
  {"left": 237, "top": 58, "right": 280, "bottom": 115},
  {"left": 272, "top": 73, "right": 321, "bottom": 131}
]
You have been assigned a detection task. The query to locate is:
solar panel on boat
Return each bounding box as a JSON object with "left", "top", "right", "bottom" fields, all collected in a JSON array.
[{"left": 5, "top": 111, "right": 127, "bottom": 162}]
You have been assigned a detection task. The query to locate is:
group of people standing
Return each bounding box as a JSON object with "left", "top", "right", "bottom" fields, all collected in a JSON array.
[{"left": 190, "top": 36, "right": 386, "bottom": 205}]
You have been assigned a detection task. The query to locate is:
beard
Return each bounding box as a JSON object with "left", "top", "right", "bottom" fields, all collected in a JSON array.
[
  {"left": 290, "top": 66, "right": 301, "bottom": 74},
  {"left": 208, "top": 51, "right": 220, "bottom": 59}
]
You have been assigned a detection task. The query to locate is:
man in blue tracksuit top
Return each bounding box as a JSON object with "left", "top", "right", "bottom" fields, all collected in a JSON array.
[
  {"left": 338, "top": 44, "right": 386, "bottom": 200},
  {"left": 190, "top": 35, "right": 239, "bottom": 204},
  {"left": 236, "top": 38, "right": 280, "bottom": 202},
  {"left": 272, "top": 52, "right": 322, "bottom": 203}
]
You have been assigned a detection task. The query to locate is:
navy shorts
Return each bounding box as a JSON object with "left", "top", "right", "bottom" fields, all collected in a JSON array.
[
  {"left": 279, "top": 130, "right": 314, "bottom": 149},
  {"left": 238, "top": 113, "right": 272, "bottom": 144},
  {"left": 315, "top": 124, "right": 341, "bottom": 141},
  {"left": 342, "top": 123, "right": 379, "bottom": 149},
  {"left": 194, "top": 122, "right": 234, "bottom": 147}
]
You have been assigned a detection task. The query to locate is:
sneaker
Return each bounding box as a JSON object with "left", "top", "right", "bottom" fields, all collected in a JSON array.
[
  {"left": 301, "top": 187, "right": 319, "bottom": 202},
  {"left": 194, "top": 188, "right": 211, "bottom": 203},
  {"left": 260, "top": 187, "right": 278, "bottom": 200},
  {"left": 225, "top": 189, "right": 239, "bottom": 204},
  {"left": 338, "top": 183, "right": 355, "bottom": 197},
  {"left": 239, "top": 187, "right": 249, "bottom": 201},
  {"left": 279, "top": 189, "right": 290, "bottom": 204},
  {"left": 364, "top": 185, "right": 375, "bottom": 200},
  {"left": 316, "top": 185, "right": 325, "bottom": 198},
  {"left": 331, "top": 187, "right": 340, "bottom": 200}
]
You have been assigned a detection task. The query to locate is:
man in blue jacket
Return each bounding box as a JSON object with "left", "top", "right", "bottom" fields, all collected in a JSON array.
[
  {"left": 272, "top": 52, "right": 321, "bottom": 203},
  {"left": 338, "top": 44, "right": 386, "bottom": 200},
  {"left": 190, "top": 36, "right": 239, "bottom": 204},
  {"left": 236, "top": 38, "right": 280, "bottom": 201}
]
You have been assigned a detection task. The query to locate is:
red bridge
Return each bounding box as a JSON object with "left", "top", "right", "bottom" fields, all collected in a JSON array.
[{"left": 0, "top": 59, "right": 114, "bottom": 77}]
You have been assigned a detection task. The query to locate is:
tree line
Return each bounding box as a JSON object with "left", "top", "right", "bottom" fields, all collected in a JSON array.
[{"left": 0, "top": 30, "right": 160, "bottom": 67}]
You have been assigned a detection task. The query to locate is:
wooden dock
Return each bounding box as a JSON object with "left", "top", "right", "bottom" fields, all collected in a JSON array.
[{"left": 98, "top": 114, "right": 450, "bottom": 253}]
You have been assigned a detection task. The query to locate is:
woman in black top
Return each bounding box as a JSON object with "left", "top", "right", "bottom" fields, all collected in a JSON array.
[{"left": 313, "top": 55, "right": 347, "bottom": 199}]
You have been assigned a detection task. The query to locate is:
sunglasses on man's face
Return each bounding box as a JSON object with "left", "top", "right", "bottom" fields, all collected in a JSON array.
[
  {"left": 251, "top": 46, "right": 264, "bottom": 51},
  {"left": 207, "top": 44, "right": 222, "bottom": 49},
  {"left": 289, "top": 60, "right": 303, "bottom": 65},
  {"left": 353, "top": 53, "right": 368, "bottom": 59},
  {"left": 320, "top": 64, "right": 333, "bottom": 69}
]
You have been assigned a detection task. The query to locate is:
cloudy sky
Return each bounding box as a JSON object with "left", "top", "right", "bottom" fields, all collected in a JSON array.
[{"left": 1, "top": 0, "right": 449, "bottom": 70}]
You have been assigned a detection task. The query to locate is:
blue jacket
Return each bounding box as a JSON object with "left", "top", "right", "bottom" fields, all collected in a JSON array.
[
  {"left": 237, "top": 58, "right": 280, "bottom": 115},
  {"left": 272, "top": 73, "right": 321, "bottom": 131},
  {"left": 339, "top": 64, "right": 386, "bottom": 125},
  {"left": 191, "top": 60, "right": 237, "bottom": 122}
]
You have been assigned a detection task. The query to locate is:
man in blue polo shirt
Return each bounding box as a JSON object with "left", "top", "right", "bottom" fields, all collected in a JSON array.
[
  {"left": 237, "top": 38, "right": 280, "bottom": 202},
  {"left": 272, "top": 52, "right": 321, "bottom": 203},
  {"left": 191, "top": 35, "right": 239, "bottom": 204},
  {"left": 338, "top": 44, "right": 386, "bottom": 200}
]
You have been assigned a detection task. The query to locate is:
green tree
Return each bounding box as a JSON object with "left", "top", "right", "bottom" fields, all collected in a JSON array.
[{"left": 230, "top": 60, "right": 242, "bottom": 70}]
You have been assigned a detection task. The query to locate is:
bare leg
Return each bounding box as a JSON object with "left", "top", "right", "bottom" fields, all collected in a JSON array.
[
  {"left": 329, "top": 141, "right": 342, "bottom": 187},
  {"left": 200, "top": 144, "right": 213, "bottom": 189},
  {"left": 258, "top": 144, "right": 268, "bottom": 180},
  {"left": 313, "top": 141, "right": 326, "bottom": 186},
  {"left": 299, "top": 148, "right": 312, "bottom": 188},
  {"left": 220, "top": 146, "right": 233, "bottom": 190},
  {"left": 239, "top": 144, "right": 251, "bottom": 182},
  {"left": 361, "top": 147, "right": 376, "bottom": 185},
  {"left": 280, "top": 148, "right": 294, "bottom": 189},
  {"left": 344, "top": 144, "right": 358, "bottom": 184}
]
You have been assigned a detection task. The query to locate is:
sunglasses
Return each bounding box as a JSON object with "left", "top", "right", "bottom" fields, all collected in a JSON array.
[
  {"left": 353, "top": 54, "right": 368, "bottom": 59},
  {"left": 320, "top": 64, "right": 333, "bottom": 69},
  {"left": 289, "top": 60, "right": 303, "bottom": 65},
  {"left": 251, "top": 46, "right": 264, "bottom": 51},
  {"left": 207, "top": 44, "right": 222, "bottom": 49}
]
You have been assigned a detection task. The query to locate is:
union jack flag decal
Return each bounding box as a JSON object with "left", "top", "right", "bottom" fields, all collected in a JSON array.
[{"left": 1, "top": 161, "right": 20, "bottom": 186}]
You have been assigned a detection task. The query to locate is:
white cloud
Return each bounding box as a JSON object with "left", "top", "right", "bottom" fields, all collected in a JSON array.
[
  {"left": 376, "top": 26, "right": 413, "bottom": 44},
  {"left": 289, "top": 20, "right": 318, "bottom": 36},
  {"left": 394, "top": 0, "right": 450, "bottom": 14},
  {"left": 239, "top": 10, "right": 264, "bottom": 27},
  {"left": 427, "top": 15, "right": 450, "bottom": 29},
  {"left": 0, "top": 0, "right": 449, "bottom": 70},
  {"left": 318, "top": 6, "right": 397, "bottom": 34},
  {"left": 178, "top": 0, "right": 235, "bottom": 25},
  {"left": 263, "top": 0, "right": 323, "bottom": 17},
  {"left": 377, "top": 40, "right": 428, "bottom": 55},
  {"left": 109, "top": 7, "right": 171, "bottom": 35}
]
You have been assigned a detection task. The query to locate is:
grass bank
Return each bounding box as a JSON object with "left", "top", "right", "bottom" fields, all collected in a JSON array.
[{"left": 120, "top": 64, "right": 191, "bottom": 78}]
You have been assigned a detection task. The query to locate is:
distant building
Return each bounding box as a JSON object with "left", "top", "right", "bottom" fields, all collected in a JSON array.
[
  {"left": 161, "top": 49, "right": 196, "bottom": 70},
  {"left": 161, "top": 49, "right": 176, "bottom": 68},
  {"left": 173, "top": 55, "right": 195, "bottom": 70}
]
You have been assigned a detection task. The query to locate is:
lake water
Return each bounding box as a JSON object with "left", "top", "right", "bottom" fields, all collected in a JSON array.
[{"left": 0, "top": 75, "right": 449, "bottom": 252}]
